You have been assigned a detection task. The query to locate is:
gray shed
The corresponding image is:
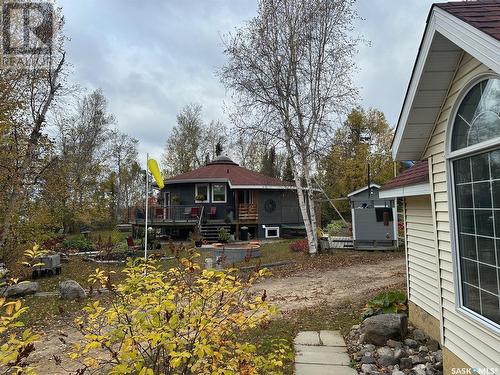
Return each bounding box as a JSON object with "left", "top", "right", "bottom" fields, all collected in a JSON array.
[{"left": 348, "top": 184, "right": 398, "bottom": 250}]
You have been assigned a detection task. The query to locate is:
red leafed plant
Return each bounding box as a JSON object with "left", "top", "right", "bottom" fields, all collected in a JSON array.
[{"left": 289, "top": 238, "right": 309, "bottom": 253}]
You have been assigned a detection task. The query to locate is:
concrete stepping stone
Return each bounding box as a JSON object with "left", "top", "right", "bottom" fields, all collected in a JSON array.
[{"left": 294, "top": 330, "right": 356, "bottom": 375}]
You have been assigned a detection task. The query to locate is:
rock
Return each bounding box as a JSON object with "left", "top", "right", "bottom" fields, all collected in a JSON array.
[
  {"left": 412, "top": 364, "right": 426, "bottom": 375},
  {"left": 435, "top": 361, "right": 443, "bottom": 370},
  {"left": 361, "top": 352, "right": 376, "bottom": 364},
  {"left": 426, "top": 339, "right": 440, "bottom": 352},
  {"left": 393, "top": 371, "right": 405, "bottom": 375},
  {"left": 394, "top": 348, "right": 406, "bottom": 359},
  {"left": 361, "top": 364, "right": 378, "bottom": 373},
  {"left": 59, "top": 280, "right": 86, "bottom": 300},
  {"left": 0, "top": 281, "right": 38, "bottom": 297},
  {"left": 419, "top": 345, "right": 429, "bottom": 353},
  {"left": 400, "top": 357, "right": 413, "bottom": 370},
  {"left": 413, "top": 329, "right": 426, "bottom": 342},
  {"left": 425, "top": 363, "right": 436, "bottom": 375},
  {"left": 410, "top": 355, "right": 425, "bottom": 365},
  {"left": 387, "top": 339, "right": 403, "bottom": 348},
  {"left": 360, "top": 314, "right": 408, "bottom": 346},
  {"left": 404, "top": 338, "right": 418, "bottom": 348},
  {"left": 377, "top": 346, "right": 397, "bottom": 367},
  {"left": 364, "top": 344, "right": 376, "bottom": 351},
  {"left": 351, "top": 324, "right": 360, "bottom": 330},
  {"left": 434, "top": 350, "right": 443, "bottom": 363}
]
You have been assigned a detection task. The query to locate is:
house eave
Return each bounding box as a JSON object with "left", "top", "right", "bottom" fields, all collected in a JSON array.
[
  {"left": 165, "top": 178, "right": 296, "bottom": 190},
  {"left": 392, "top": 6, "right": 500, "bottom": 161},
  {"left": 379, "top": 182, "right": 431, "bottom": 198}
]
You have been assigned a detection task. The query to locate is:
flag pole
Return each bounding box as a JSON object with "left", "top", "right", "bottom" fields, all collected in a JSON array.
[{"left": 144, "top": 153, "right": 149, "bottom": 260}]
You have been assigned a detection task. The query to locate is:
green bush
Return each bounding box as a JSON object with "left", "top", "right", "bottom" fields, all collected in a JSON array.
[
  {"left": 326, "top": 220, "right": 349, "bottom": 237},
  {"left": 62, "top": 235, "right": 95, "bottom": 252},
  {"left": 362, "top": 290, "right": 407, "bottom": 319}
]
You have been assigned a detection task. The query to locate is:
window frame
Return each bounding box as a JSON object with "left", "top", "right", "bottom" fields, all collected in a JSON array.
[
  {"left": 446, "top": 74, "right": 500, "bottom": 333},
  {"left": 195, "top": 184, "right": 210, "bottom": 203},
  {"left": 264, "top": 226, "right": 280, "bottom": 239},
  {"left": 211, "top": 183, "right": 227, "bottom": 204}
]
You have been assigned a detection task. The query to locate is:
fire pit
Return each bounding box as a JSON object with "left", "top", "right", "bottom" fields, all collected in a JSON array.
[{"left": 210, "top": 241, "right": 261, "bottom": 264}]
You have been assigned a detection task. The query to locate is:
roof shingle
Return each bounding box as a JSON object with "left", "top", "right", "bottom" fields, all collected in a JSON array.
[
  {"left": 166, "top": 157, "right": 292, "bottom": 187},
  {"left": 380, "top": 161, "right": 429, "bottom": 191},
  {"left": 435, "top": 1, "right": 500, "bottom": 41}
]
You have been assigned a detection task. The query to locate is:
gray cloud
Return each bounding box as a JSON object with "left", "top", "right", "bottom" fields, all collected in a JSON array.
[{"left": 58, "top": 0, "right": 437, "bottom": 161}]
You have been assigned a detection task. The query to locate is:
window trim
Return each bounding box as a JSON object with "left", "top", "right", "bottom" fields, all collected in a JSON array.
[
  {"left": 195, "top": 184, "right": 209, "bottom": 203},
  {"left": 211, "top": 183, "right": 227, "bottom": 204},
  {"left": 263, "top": 226, "right": 280, "bottom": 239},
  {"left": 446, "top": 74, "right": 500, "bottom": 334}
]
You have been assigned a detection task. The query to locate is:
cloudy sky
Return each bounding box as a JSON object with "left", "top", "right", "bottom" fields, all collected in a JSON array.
[{"left": 57, "top": 0, "right": 438, "bottom": 161}]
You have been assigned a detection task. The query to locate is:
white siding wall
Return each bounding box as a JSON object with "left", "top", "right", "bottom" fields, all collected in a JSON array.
[
  {"left": 405, "top": 195, "right": 440, "bottom": 319},
  {"left": 422, "top": 52, "right": 500, "bottom": 368}
]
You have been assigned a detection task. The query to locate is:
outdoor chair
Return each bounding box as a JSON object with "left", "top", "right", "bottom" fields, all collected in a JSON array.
[
  {"left": 191, "top": 207, "right": 200, "bottom": 219},
  {"left": 127, "top": 237, "right": 141, "bottom": 251},
  {"left": 210, "top": 206, "right": 217, "bottom": 219}
]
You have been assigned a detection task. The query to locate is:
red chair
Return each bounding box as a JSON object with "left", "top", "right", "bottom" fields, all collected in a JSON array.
[
  {"left": 210, "top": 206, "right": 217, "bottom": 219},
  {"left": 191, "top": 207, "right": 200, "bottom": 219},
  {"left": 127, "top": 237, "right": 141, "bottom": 251}
]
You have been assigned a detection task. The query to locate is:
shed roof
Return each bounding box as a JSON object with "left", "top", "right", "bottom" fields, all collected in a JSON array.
[
  {"left": 380, "top": 161, "right": 429, "bottom": 191},
  {"left": 166, "top": 156, "right": 294, "bottom": 189},
  {"left": 347, "top": 184, "right": 381, "bottom": 198}
]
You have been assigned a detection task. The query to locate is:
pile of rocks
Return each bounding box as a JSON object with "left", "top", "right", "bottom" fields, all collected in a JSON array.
[{"left": 346, "top": 314, "right": 443, "bottom": 375}]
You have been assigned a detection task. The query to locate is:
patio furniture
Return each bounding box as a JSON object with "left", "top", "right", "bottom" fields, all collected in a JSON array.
[
  {"left": 191, "top": 207, "right": 200, "bottom": 219},
  {"left": 183, "top": 207, "right": 191, "bottom": 219},
  {"left": 210, "top": 206, "right": 217, "bottom": 219},
  {"left": 127, "top": 237, "right": 141, "bottom": 251}
]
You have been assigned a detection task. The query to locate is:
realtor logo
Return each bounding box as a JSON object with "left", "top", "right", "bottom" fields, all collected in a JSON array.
[{"left": 1, "top": 0, "right": 54, "bottom": 55}]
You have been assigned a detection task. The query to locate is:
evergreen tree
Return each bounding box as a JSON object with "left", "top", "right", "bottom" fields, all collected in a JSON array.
[
  {"left": 215, "top": 142, "right": 223, "bottom": 157},
  {"left": 282, "top": 158, "right": 294, "bottom": 182}
]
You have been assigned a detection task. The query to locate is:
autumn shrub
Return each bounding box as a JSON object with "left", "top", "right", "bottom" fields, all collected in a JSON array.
[
  {"left": 289, "top": 238, "right": 309, "bottom": 253},
  {"left": 71, "top": 249, "right": 291, "bottom": 374},
  {"left": 62, "top": 235, "right": 95, "bottom": 252}
]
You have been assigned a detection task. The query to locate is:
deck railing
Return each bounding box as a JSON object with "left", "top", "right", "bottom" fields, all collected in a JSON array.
[
  {"left": 139, "top": 205, "right": 203, "bottom": 223},
  {"left": 238, "top": 203, "right": 258, "bottom": 221}
]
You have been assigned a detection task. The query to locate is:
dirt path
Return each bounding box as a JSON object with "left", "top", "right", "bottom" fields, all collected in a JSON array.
[
  {"left": 252, "top": 257, "right": 406, "bottom": 312},
  {"left": 26, "top": 255, "right": 406, "bottom": 374}
]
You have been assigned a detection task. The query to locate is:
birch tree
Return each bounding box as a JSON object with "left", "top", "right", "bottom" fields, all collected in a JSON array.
[{"left": 221, "top": 0, "right": 358, "bottom": 253}]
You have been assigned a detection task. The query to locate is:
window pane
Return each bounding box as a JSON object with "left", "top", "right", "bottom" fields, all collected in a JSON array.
[
  {"left": 481, "top": 291, "right": 500, "bottom": 324},
  {"left": 452, "top": 78, "right": 500, "bottom": 151},
  {"left": 473, "top": 182, "right": 491, "bottom": 207},
  {"left": 461, "top": 258, "right": 479, "bottom": 285},
  {"left": 458, "top": 209, "right": 475, "bottom": 233},
  {"left": 479, "top": 263, "right": 498, "bottom": 294},
  {"left": 492, "top": 181, "right": 500, "bottom": 208},
  {"left": 463, "top": 284, "right": 481, "bottom": 314},
  {"left": 456, "top": 184, "right": 473, "bottom": 208},
  {"left": 212, "top": 184, "right": 226, "bottom": 202},
  {"left": 460, "top": 234, "right": 476, "bottom": 259},
  {"left": 477, "top": 237, "right": 495, "bottom": 265},
  {"left": 454, "top": 158, "right": 471, "bottom": 183},
  {"left": 491, "top": 150, "right": 500, "bottom": 179},
  {"left": 475, "top": 210, "right": 494, "bottom": 237},
  {"left": 471, "top": 153, "right": 490, "bottom": 181}
]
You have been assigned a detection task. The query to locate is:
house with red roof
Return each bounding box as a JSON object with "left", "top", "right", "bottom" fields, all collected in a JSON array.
[
  {"left": 379, "top": 1, "right": 500, "bottom": 371},
  {"left": 139, "top": 155, "right": 304, "bottom": 241}
]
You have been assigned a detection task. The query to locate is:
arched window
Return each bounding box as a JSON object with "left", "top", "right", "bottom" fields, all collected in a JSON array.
[{"left": 451, "top": 78, "right": 500, "bottom": 327}]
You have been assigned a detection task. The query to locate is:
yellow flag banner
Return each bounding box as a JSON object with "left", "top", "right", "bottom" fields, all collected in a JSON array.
[{"left": 147, "top": 159, "right": 164, "bottom": 189}]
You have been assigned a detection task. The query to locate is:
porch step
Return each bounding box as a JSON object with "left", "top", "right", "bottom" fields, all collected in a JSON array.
[{"left": 201, "top": 223, "right": 231, "bottom": 242}]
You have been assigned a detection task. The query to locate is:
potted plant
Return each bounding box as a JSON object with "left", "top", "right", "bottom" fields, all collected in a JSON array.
[
  {"left": 218, "top": 227, "right": 230, "bottom": 243},
  {"left": 189, "top": 228, "right": 203, "bottom": 247},
  {"left": 195, "top": 194, "right": 206, "bottom": 202},
  {"left": 172, "top": 195, "right": 181, "bottom": 205}
]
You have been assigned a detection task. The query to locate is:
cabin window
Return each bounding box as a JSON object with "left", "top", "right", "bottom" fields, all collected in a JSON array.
[
  {"left": 264, "top": 226, "right": 280, "bottom": 239},
  {"left": 195, "top": 184, "right": 209, "bottom": 203},
  {"left": 451, "top": 78, "right": 500, "bottom": 327},
  {"left": 211, "top": 183, "right": 227, "bottom": 203}
]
